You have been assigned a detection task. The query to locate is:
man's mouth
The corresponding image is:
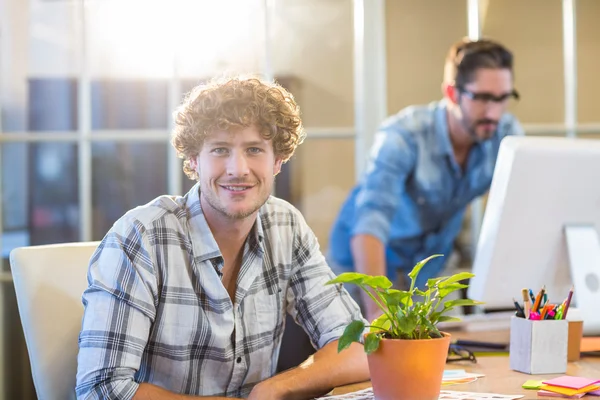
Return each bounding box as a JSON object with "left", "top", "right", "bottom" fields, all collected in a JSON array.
[{"left": 220, "top": 184, "right": 254, "bottom": 192}]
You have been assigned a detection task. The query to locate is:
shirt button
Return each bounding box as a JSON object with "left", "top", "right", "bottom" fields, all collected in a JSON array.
[{"left": 236, "top": 357, "right": 242, "bottom": 363}]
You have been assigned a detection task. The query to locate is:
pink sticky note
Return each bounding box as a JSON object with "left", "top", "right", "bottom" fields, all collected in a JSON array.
[
  {"left": 538, "top": 390, "right": 586, "bottom": 398},
  {"left": 542, "top": 376, "right": 600, "bottom": 389}
]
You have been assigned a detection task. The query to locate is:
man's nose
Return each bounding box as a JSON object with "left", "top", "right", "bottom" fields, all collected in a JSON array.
[
  {"left": 485, "top": 101, "right": 505, "bottom": 121},
  {"left": 227, "top": 153, "right": 250, "bottom": 176}
]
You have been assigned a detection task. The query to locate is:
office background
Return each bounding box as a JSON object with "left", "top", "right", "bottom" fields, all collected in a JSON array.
[{"left": 1, "top": 0, "right": 599, "bottom": 398}]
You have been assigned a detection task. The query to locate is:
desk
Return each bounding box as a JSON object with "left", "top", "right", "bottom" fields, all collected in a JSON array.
[{"left": 333, "top": 329, "right": 600, "bottom": 399}]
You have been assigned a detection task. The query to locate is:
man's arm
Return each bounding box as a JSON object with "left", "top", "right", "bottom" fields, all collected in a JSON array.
[
  {"left": 248, "top": 341, "right": 368, "bottom": 400},
  {"left": 133, "top": 384, "right": 241, "bottom": 400},
  {"left": 349, "top": 127, "right": 417, "bottom": 321},
  {"left": 350, "top": 234, "right": 386, "bottom": 322}
]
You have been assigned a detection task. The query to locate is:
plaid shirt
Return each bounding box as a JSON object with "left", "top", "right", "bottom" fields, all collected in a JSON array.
[{"left": 76, "top": 183, "right": 363, "bottom": 399}]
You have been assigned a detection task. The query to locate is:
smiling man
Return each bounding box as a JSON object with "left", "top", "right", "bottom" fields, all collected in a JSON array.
[
  {"left": 328, "top": 37, "right": 524, "bottom": 321},
  {"left": 76, "top": 77, "right": 369, "bottom": 399}
]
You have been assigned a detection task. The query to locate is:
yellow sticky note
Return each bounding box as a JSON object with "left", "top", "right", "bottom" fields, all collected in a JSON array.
[
  {"left": 522, "top": 380, "right": 544, "bottom": 390},
  {"left": 540, "top": 383, "right": 600, "bottom": 396}
]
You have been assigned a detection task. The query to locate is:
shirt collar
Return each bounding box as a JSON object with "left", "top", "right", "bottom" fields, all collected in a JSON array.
[{"left": 183, "top": 182, "right": 265, "bottom": 264}]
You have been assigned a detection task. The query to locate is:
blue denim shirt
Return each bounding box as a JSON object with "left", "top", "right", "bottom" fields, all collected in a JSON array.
[{"left": 328, "top": 99, "right": 523, "bottom": 288}]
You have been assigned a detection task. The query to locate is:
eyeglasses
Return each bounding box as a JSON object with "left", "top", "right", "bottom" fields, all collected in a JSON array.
[
  {"left": 458, "top": 88, "right": 520, "bottom": 104},
  {"left": 447, "top": 344, "right": 477, "bottom": 363}
]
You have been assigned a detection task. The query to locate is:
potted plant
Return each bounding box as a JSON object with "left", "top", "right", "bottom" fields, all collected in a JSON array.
[{"left": 326, "top": 254, "right": 483, "bottom": 400}]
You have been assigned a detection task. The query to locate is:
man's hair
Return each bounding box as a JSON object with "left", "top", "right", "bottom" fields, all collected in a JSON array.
[
  {"left": 443, "top": 37, "right": 514, "bottom": 88},
  {"left": 171, "top": 76, "right": 305, "bottom": 181}
]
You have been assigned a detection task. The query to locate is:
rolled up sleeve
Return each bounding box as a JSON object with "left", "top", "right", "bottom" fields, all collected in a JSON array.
[
  {"left": 286, "top": 212, "right": 367, "bottom": 349},
  {"left": 76, "top": 218, "right": 157, "bottom": 400}
]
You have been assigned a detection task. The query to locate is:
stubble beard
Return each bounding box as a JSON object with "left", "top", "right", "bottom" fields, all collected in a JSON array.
[{"left": 200, "top": 182, "right": 270, "bottom": 221}]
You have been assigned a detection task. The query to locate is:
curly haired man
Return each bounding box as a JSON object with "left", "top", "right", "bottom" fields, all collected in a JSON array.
[{"left": 76, "top": 77, "right": 369, "bottom": 400}]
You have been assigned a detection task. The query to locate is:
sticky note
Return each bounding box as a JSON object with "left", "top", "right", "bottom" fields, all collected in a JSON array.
[
  {"left": 542, "top": 376, "right": 600, "bottom": 389},
  {"left": 538, "top": 389, "right": 586, "bottom": 398},
  {"left": 540, "top": 384, "right": 600, "bottom": 397},
  {"left": 522, "top": 380, "right": 543, "bottom": 390}
]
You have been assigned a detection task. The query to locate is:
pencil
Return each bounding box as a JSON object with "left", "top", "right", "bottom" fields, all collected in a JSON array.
[
  {"left": 522, "top": 288, "right": 531, "bottom": 319},
  {"left": 562, "top": 286, "right": 574, "bottom": 319}
]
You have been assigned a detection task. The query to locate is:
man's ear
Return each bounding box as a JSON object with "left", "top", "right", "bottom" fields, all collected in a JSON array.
[
  {"left": 273, "top": 158, "right": 283, "bottom": 176},
  {"left": 442, "top": 83, "right": 460, "bottom": 105},
  {"left": 189, "top": 155, "right": 199, "bottom": 170}
]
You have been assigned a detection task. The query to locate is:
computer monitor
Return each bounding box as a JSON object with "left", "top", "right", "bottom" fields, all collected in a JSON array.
[{"left": 467, "top": 135, "right": 600, "bottom": 335}]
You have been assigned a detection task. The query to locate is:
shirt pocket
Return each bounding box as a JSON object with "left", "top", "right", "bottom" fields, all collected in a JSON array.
[{"left": 250, "top": 289, "right": 282, "bottom": 334}]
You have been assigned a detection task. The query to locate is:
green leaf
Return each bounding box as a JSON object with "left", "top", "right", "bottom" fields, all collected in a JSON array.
[
  {"left": 438, "top": 283, "right": 468, "bottom": 298},
  {"left": 325, "top": 272, "right": 368, "bottom": 286},
  {"left": 397, "top": 312, "right": 418, "bottom": 335},
  {"left": 364, "top": 333, "right": 381, "bottom": 355},
  {"left": 443, "top": 298, "right": 485, "bottom": 311},
  {"left": 437, "top": 315, "right": 462, "bottom": 323},
  {"left": 421, "top": 318, "right": 442, "bottom": 338},
  {"left": 438, "top": 272, "right": 475, "bottom": 288},
  {"left": 407, "top": 254, "right": 444, "bottom": 286},
  {"left": 362, "top": 276, "right": 393, "bottom": 290},
  {"left": 428, "top": 311, "right": 441, "bottom": 325},
  {"left": 427, "top": 276, "right": 448, "bottom": 288},
  {"left": 370, "top": 313, "right": 392, "bottom": 333},
  {"left": 381, "top": 290, "right": 411, "bottom": 307},
  {"left": 337, "top": 320, "right": 365, "bottom": 353}
]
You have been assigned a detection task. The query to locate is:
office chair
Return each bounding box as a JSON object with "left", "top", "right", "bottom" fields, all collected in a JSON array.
[{"left": 9, "top": 242, "right": 100, "bottom": 400}]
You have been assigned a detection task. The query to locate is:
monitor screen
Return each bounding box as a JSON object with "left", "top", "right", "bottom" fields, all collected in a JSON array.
[{"left": 467, "top": 136, "right": 600, "bottom": 335}]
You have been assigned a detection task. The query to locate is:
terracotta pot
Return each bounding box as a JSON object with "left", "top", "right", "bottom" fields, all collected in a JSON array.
[{"left": 366, "top": 332, "right": 451, "bottom": 400}]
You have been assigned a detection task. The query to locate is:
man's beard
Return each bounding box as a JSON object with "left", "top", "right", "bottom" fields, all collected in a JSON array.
[
  {"left": 200, "top": 181, "right": 271, "bottom": 220},
  {"left": 463, "top": 115, "right": 498, "bottom": 143}
]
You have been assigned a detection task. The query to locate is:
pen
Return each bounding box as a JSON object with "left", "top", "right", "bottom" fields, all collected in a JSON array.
[
  {"left": 529, "top": 289, "right": 535, "bottom": 303},
  {"left": 513, "top": 298, "right": 525, "bottom": 318},
  {"left": 555, "top": 303, "right": 564, "bottom": 320}
]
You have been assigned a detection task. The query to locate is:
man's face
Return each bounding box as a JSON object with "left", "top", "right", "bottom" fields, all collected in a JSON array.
[
  {"left": 456, "top": 68, "right": 515, "bottom": 142},
  {"left": 193, "top": 126, "right": 282, "bottom": 221}
]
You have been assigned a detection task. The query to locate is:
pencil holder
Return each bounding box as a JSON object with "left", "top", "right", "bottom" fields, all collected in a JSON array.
[{"left": 509, "top": 315, "right": 568, "bottom": 374}]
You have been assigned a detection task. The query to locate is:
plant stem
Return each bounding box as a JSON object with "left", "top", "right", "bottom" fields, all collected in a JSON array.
[
  {"left": 359, "top": 285, "right": 400, "bottom": 333},
  {"left": 365, "top": 324, "right": 387, "bottom": 332}
]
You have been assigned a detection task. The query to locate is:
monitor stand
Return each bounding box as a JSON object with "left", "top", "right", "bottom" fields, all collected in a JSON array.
[{"left": 564, "top": 224, "right": 600, "bottom": 335}]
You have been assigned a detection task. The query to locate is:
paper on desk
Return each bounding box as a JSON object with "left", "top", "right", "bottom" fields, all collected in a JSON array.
[
  {"left": 442, "top": 369, "right": 485, "bottom": 386},
  {"left": 313, "top": 388, "right": 524, "bottom": 399}
]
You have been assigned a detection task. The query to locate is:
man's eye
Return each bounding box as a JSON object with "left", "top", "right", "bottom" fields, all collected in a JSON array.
[
  {"left": 212, "top": 148, "right": 228, "bottom": 155},
  {"left": 248, "top": 147, "right": 262, "bottom": 154}
]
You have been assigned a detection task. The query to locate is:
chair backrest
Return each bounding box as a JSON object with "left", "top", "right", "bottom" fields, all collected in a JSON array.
[{"left": 9, "top": 242, "right": 100, "bottom": 400}]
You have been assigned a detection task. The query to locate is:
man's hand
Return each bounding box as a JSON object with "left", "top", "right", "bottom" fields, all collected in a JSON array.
[
  {"left": 247, "top": 379, "right": 286, "bottom": 400},
  {"left": 247, "top": 341, "right": 369, "bottom": 400}
]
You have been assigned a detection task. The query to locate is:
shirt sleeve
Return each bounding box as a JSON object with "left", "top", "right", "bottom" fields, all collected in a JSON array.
[
  {"left": 286, "top": 210, "right": 367, "bottom": 350},
  {"left": 76, "top": 217, "right": 157, "bottom": 400},
  {"left": 351, "top": 126, "right": 417, "bottom": 244}
]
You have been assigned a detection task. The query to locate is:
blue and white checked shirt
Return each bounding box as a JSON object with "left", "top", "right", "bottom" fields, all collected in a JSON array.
[
  {"left": 76, "top": 183, "right": 363, "bottom": 399},
  {"left": 329, "top": 99, "right": 523, "bottom": 288}
]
